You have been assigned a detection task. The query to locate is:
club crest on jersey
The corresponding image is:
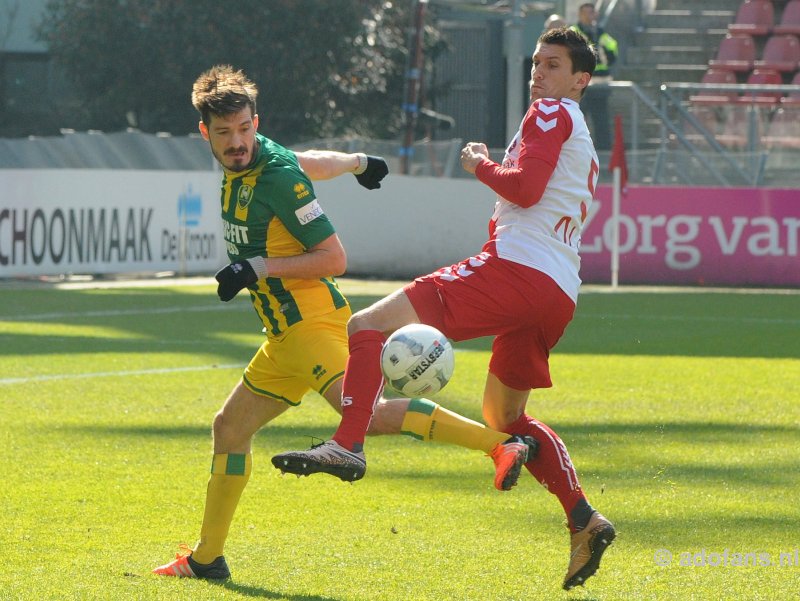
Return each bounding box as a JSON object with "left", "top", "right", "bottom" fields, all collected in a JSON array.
[
  {"left": 293, "top": 182, "right": 311, "bottom": 201},
  {"left": 237, "top": 184, "right": 254, "bottom": 210}
]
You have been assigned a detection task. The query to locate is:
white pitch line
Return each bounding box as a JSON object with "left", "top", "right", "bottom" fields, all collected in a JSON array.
[
  {"left": 578, "top": 313, "right": 800, "bottom": 325},
  {"left": 0, "top": 304, "right": 242, "bottom": 322},
  {"left": 0, "top": 363, "right": 245, "bottom": 386},
  {"left": 2, "top": 305, "right": 796, "bottom": 325}
]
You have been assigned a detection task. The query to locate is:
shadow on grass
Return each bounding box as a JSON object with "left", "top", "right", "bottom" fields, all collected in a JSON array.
[
  {"left": 209, "top": 578, "right": 343, "bottom": 601},
  {"left": 451, "top": 291, "right": 800, "bottom": 359},
  {"left": 62, "top": 423, "right": 337, "bottom": 442},
  {"left": 63, "top": 418, "right": 797, "bottom": 439},
  {"left": 1, "top": 286, "right": 259, "bottom": 362},
  {"left": 60, "top": 420, "right": 799, "bottom": 491},
  {"left": 3, "top": 286, "right": 800, "bottom": 360},
  {"left": 554, "top": 421, "right": 800, "bottom": 438},
  {"left": 623, "top": 513, "right": 799, "bottom": 547}
]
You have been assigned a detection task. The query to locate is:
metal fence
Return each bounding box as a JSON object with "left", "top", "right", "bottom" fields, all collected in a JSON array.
[{"left": 3, "top": 79, "right": 799, "bottom": 188}]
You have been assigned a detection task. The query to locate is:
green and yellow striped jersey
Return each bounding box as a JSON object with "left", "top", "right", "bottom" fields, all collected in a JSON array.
[{"left": 218, "top": 133, "right": 348, "bottom": 337}]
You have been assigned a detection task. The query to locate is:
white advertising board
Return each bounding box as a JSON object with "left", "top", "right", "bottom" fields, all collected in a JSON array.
[{"left": 0, "top": 169, "right": 225, "bottom": 277}]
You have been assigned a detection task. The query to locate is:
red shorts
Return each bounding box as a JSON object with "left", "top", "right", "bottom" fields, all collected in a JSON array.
[{"left": 404, "top": 252, "right": 575, "bottom": 390}]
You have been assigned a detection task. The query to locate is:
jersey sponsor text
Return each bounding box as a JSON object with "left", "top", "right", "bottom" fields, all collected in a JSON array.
[{"left": 295, "top": 200, "right": 324, "bottom": 225}]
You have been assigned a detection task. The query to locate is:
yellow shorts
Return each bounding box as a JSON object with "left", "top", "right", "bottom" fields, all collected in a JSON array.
[{"left": 242, "top": 306, "right": 351, "bottom": 406}]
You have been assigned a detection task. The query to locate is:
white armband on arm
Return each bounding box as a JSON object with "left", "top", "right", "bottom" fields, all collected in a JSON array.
[
  {"left": 246, "top": 256, "right": 269, "bottom": 279},
  {"left": 353, "top": 153, "right": 368, "bottom": 175}
]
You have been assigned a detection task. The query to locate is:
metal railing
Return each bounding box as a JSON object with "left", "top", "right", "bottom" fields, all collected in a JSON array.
[
  {"left": 655, "top": 81, "right": 800, "bottom": 187},
  {"left": 295, "top": 78, "right": 800, "bottom": 189}
]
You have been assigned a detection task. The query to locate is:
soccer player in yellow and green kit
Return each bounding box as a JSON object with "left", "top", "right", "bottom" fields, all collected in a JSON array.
[{"left": 153, "top": 65, "right": 536, "bottom": 580}]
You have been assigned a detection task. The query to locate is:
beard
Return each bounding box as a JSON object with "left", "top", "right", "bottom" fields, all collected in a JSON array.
[{"left": 212, "top": 140, "right": 258, "bottom": 172}]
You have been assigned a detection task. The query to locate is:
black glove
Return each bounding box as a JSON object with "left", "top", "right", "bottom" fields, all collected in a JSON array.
[
  {"left": 215, "top": 260, "right": 258, "bottom": 301},
  {"left": 355, "top": 155, "right": 389, "bottom": 190}
]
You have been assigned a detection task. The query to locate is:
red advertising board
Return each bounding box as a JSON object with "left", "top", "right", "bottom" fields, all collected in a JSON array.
[{"left": 581, "top": 185, "right": 800, "bottom": 287}]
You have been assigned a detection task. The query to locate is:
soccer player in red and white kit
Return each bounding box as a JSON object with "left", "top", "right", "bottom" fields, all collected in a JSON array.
[{"left": 273, "top": 27, "right": 615, "bottom": 590}]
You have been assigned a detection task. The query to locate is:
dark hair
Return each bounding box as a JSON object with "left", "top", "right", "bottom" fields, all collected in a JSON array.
[
  {"left": 579, "top": 3, "right": 595, "bottom": 11},
  {"left": 191, "top": 65, "right": 258, "bottom": 125},
  {"left": 538, "top": 27, "right": 597, "bottom": 76}
]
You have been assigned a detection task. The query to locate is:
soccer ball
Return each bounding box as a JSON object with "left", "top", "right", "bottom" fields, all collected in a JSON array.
[{"left": 380, "top": 324, "right": 455, "bottom": 397}]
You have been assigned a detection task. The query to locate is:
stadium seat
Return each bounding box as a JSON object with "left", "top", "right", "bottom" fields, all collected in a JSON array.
[
  {"left": 780, "top": 70, "right": 800, "bottom": 103},
  {"left": 729, "top": 0, "right": 775, "bottom": 36},
  {"left": 762, "top": 106, "right": 800, "bottom": 148},
  {"left": 754, "top": 34, "right": 800, "bottom": 72},
  {"left": 718, "top": 104, "right": 769, "bottom": 149},
  {"left": 709, "top": 34, "right": 757, "bottom": 72},
  {"left": 684, "top": 105, "right": 723, "bottom": 148},
  {"left": 690, "top": 68, "right": 739, "bottom": 104},
  {"left": 774, "top": 0, "right": 800, "bottom": 35},
  {"left": 738, "top": 68, "right": 784, "bottom": 105}
]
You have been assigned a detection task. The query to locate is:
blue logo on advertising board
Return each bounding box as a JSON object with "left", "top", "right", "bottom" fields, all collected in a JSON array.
[{"left": 178, "top": 185, "right": 202, "bottom": 227}]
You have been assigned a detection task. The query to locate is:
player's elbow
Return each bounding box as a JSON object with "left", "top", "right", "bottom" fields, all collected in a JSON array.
[
  {"left": 511, "top": 183, "right": 546, "bottom": 208},
  {"left": 330, "top": 246, "right": 347, "bottom": 276},
  {"left": 512, "top": 195, "right": 538, "bottom": 209},
  {"left": 296, "top": 151, "right": 330, "bottom": 181}
]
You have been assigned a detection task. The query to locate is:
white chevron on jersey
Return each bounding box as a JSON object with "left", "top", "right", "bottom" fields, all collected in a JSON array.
[
  {"left": 489, "top": 97, "right": 598, "bottom": 303},
  {"left": 536, "top": 115, "right": 558, "bottom": 132},
  {"left": 538, "top": 102, "right": 560, "bottom": 115}
]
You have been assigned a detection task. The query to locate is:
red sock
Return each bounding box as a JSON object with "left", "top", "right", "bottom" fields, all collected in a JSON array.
[
  {"left": 506, "top": 413, "right": 591, "bottom": 532},
  {"left": 332, "top": 329, "right": 386, "bottom": 452}
]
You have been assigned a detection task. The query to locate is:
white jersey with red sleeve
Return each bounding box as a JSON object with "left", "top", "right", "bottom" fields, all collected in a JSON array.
[{"left": 476, "top": 97, "right": 599, "bottom": 303}]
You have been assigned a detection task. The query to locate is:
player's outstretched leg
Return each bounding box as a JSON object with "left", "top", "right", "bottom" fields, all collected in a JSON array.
[
  {"left": 271, "top": 439, "right": 366, "bottom": 482},
  {"left": 563, "top": 512, "right": 616, "bottom": 590},
  {"left": 152, "top": 544, "right": 231, "bottom": 579},
  {"left": 489, "top": 435, "right": 538, "bottom": 491},
  {"left": 393, "top": 398, "right": 538, "bottom": 491}
]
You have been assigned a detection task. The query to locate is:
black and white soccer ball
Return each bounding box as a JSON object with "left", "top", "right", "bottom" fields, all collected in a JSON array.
[{"left": 380, "top": 324, "right": 455, "bottom": 397}]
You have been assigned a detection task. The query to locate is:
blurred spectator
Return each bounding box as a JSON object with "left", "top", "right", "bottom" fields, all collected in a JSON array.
[
  {"left": 544, "top": 13, "right": 567, "bottom": 31},
  {"left": 570, "top": 3, "right": 618, "bottom": 150}
]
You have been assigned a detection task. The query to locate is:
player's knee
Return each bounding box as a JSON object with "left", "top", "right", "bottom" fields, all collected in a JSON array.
[
  {"left": 366, "top": 400, "right": 391, "bottom": 436},
  {"left": 212, "top": 409, "right": 242, "bottom": 443},
  {"left": 367, "top": 398, "right": 407, "bottom": 436},
  {"left": 347, "top": 310, "right": 372, "bottom": 335},
  {"left": 212, "top": 410, "right": 250, "bottom": 451},
  {"left": 211, "top": 410, "right": 228, "bottom": 439},
  {"left": 482, "top": 406, "right": 522, "bottom": 433}
]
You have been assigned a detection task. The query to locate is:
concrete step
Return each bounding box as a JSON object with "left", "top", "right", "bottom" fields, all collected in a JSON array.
[
  {"left": 608, "top": 0, "right": 747, "bottom": 151},
  {"left": 644, "top": 9, "right": 735, "bottom": 30},
  {"left": 625, "top": 45, "right": 713, "bottom": 66},
  {"left": 655, "top": 0, "right": 741, "bottom": 12},
  {"left": 616, "top": 63, "right": 710, "bottom": 85},
  {"left": 606, "top": 104, "right": 664, "bottom": 151},
  {"left": 634, "top": 28, "right": 728, "bottom": 50}
]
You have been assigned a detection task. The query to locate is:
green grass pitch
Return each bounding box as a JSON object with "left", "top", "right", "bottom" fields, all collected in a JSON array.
[{"left": 0, "top": 278, "right": 798, "bottom": 600}]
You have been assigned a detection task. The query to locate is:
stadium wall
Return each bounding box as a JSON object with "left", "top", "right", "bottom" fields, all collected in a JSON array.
[{"left": 1, "top": 169, "right": 797, "bottom": 287}]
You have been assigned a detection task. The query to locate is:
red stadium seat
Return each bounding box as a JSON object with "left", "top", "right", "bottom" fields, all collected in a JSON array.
[
  {"left": 738, "top": 69, "right": 784, "bottom": 105},
  {"left": 754, "top": 34, "right": 800, "bottom": 72},
  {"left": 717, "top": 104, "right": 769, "bottom": 149},
  {"left": 684, "top": 105, "right": 723, "bottom": 148},
  {"left": 729, "top": 0, "right": 774, "bottom": 36},
  {"left": 762, "top": 106, "right": 800, "bottom": 148},
  {"left": 709, "top": 34, "right": 757, "bottom": 72},
  {"left": 780, "top": 70, "right": 800, "bottom": 104},
  {"left": 774, "top": 0, "right": 800, "bottom": 35},
  {"left": 690, "top": 68, "right": 739, "bottom": 104}
]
